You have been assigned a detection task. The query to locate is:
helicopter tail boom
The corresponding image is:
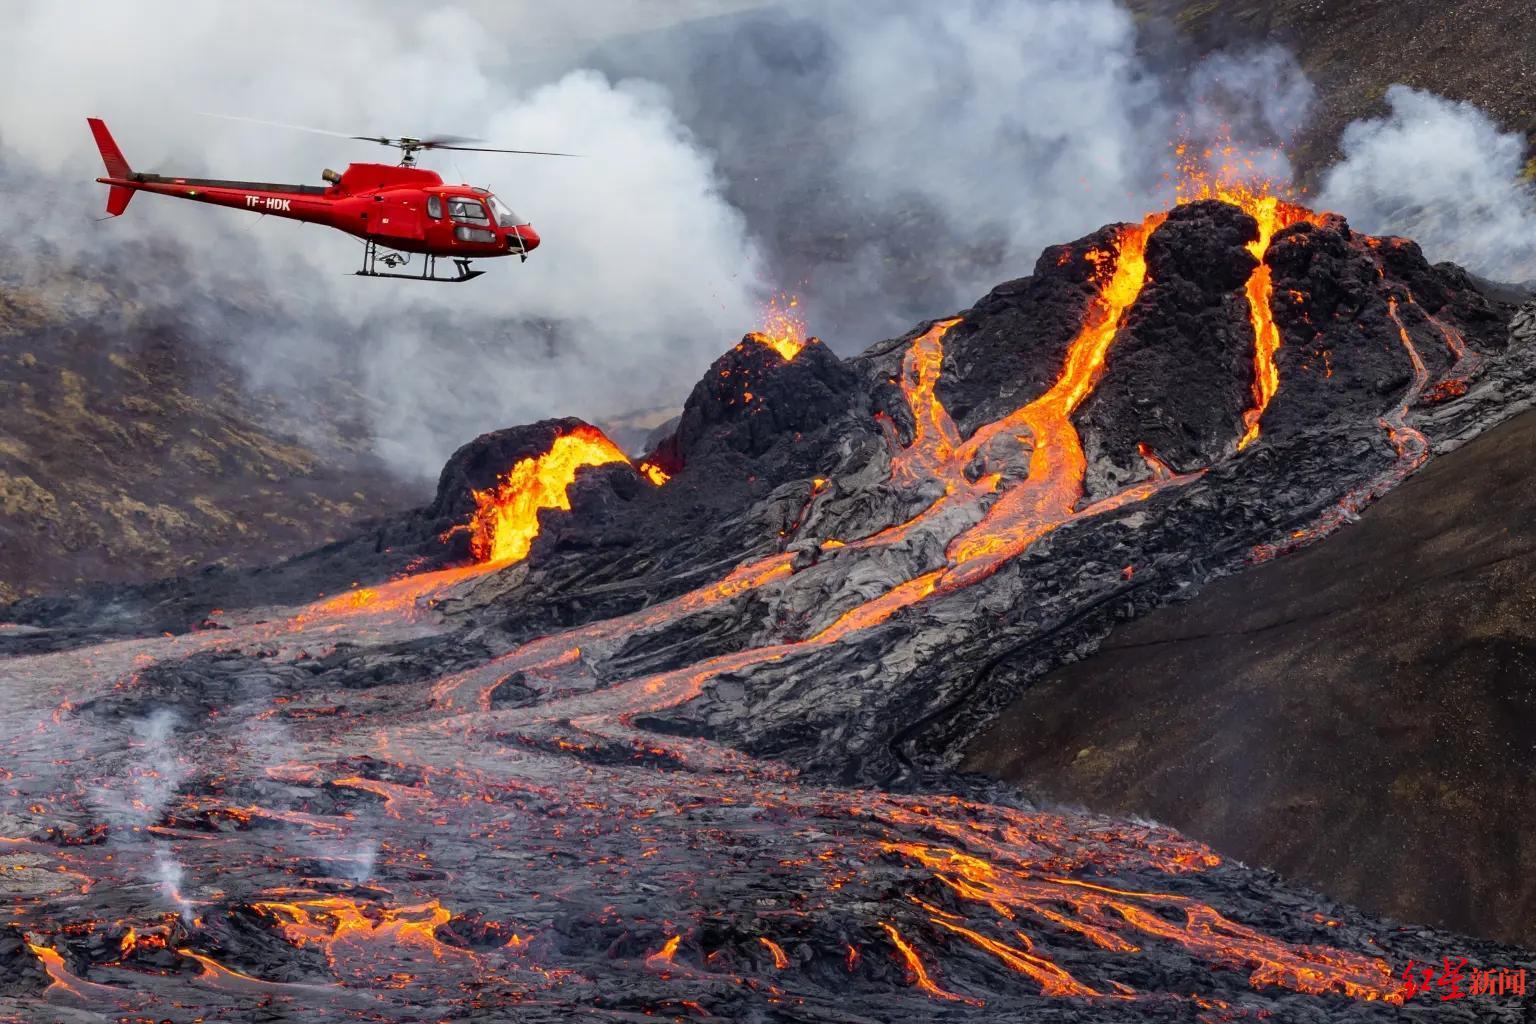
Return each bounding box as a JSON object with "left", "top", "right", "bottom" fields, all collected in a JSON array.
[{"left": 87, "top": 117, "right": 136, "bottom": 217}]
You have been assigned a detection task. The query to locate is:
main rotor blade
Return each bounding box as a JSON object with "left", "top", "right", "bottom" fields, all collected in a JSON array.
[
  {"left": 429, "top": 144, "right": 584, "bottom": 157},
  {"left": 201, "top": 112, "right": 372, "bottom": 140},
  {"left": 419, "top": 134, "right": 484, "bottom": 147},
  {"left": 201, "top": 115, "right": 580, "bottom": 157}
]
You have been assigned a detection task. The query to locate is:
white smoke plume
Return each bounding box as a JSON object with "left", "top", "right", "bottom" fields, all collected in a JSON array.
[
  {"left": 90, "top": 710, "right": 189, "bottom": 828},
  {"left": 1319, "top": 85, "right": 1536, "bottom": 282},
  {"left": 827, "top": 0, "right": 1163, "bottom": 253},
  {"left": 153, "top": 846, "right": 194, "bottom": 922},
  {"left": 84, "top": 711, "right": 197, "bottom": 919},
  {"left": 227, "top": 705, "right": 385, "bottom": 886},
  {"left": 825, "top": 3, "right": 1318, "bottom": 299},
  {"left": 603, "top": 2, "right": 1321, "bottom": 340},
  {"left": 345, "top": 839, "right": 380, "bottom": 885}
]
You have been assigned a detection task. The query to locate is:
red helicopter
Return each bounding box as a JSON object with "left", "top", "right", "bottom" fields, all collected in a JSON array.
[{"left": 88, "top": 116, "right": 576, "bottom": 283}]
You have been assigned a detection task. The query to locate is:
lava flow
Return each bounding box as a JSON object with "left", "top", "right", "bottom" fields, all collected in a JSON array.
[
  {"left": 943, "top": 212, "right": 1171, "bottom": 582},
  {"left": 2, "top": 181, "right": 1523, "bottom": 1023},
  {"left": 457, "top": 424, "right": 630, "bottom": 564},
  {"left": 1173, "top": 149, "right": 1325, "bottom": 450},
  {"left": 1234, "top": 193, "right": 1321, "bottom": 449}
]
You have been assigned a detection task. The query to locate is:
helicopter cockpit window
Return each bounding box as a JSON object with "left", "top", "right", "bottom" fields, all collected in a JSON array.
[
  {"left": 486, "top": 195, "right": 522, "bottom": 228},
  {"left": 427, "top": 195, "right": 443, "bottom": 219},
  {"left": 447, "top": 198, "right": 490, "bottom": 225}
]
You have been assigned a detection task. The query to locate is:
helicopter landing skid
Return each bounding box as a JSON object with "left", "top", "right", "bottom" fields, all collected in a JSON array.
[{"left": 355, "top": 241, "right": 483, "bottom": 283}]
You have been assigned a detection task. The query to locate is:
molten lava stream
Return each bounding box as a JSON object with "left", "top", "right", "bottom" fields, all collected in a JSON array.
[
  {"left": 27, "top": 942, "right": 127, "bottom": 1003},
  {"left": 940, "top": 213, "right": 1171, "bottom": 588},
  {"left": 1369, "top": 291, "right": 1432, "bottom": 489},
  {"left": 884, "top": 318, "right": 965, "bottom": 485},
  {"left": 1234, "top": 197, "right": 1322, "bottom": 450},
  {"left": 876, "top": 835, "right": 1401, "bottom": 1003},
  {"left": 880, "top": 922, "right": 981, "bottom": 1005}
]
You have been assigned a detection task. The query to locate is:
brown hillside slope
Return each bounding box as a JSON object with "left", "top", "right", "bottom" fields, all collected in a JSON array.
[
  {"left": 1129, "top": 0, "right": 1536, "bottom": 174},
  {"left": 0, "top": 278, "right": 420, "bottom": 601},
  {"left": 965, "top": 406, "right": 1536, "bottom": 947}
]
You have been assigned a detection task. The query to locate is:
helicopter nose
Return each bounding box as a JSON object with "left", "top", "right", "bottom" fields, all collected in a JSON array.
[{"left": 513, "top": 224, "right": 540, "bottom": 253}]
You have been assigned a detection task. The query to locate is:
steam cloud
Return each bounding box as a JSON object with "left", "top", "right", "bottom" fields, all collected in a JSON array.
[
  {"left": 588, "top": 2, "right": 1317, "bottom": 342},
  {"left": 86, "top": 711, "right": 196, "bottom": 919},
  {"left": 1319, "top": 85, "right": 1536, "bottom": 283},
  {"left": 0, "top": 1, "right": 1529, "bottom": 481}
]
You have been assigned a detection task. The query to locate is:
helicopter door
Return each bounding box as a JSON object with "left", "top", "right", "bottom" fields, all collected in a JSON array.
[{"left": 365, "top": 195, "right": 426, "bottom": 243}]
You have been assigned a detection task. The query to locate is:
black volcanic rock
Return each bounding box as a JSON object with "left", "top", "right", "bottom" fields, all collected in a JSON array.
[
  {"left": 655, "top": 334, "right": 863, "bottom": 468},
  {"left": 1260, "top": 217, "right": 1424, "bottom": 437},
  {"left": 1078, "top": 201, "right": 1261, "bottom": 497},
  {"left": 932, "top": 226, "right": 1114, "bottom": 435},
  {"left": 0, "top": 927, "right": 49, "bottom": 996}
]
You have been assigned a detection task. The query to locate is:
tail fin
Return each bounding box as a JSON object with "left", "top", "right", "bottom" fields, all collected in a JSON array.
[
  {"left": 87, "top": 117, "right": 135, "bottom": 216},
  {"left": 88, "top": 118, "right": 131, "bottom": 178},
  {"left": 105, "top": 185, "right": 134, "bottom": 217}
]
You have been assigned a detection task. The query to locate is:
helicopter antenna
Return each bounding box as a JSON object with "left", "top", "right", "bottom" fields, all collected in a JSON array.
[{"left": 202, "top": 113, "right": 582, "bottom": 165}]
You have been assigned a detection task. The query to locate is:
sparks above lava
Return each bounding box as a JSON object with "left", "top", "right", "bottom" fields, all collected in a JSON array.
[{"left": 749, "top": 293, "right": 809, "bottom": 361}]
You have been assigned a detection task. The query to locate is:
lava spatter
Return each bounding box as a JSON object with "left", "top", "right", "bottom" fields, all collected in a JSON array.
[{"left": 750, "top": 293, "right": 810, "bottom": 361}]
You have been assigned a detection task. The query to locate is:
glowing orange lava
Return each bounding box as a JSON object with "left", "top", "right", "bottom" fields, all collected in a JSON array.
[
  {"left": 250, "top": 897, "right": 471, "bottom": 962},
  {"left": 1172, "top": 146, "right": 1325, "bottom": 450},
  {"left": 647, "top": 934, "right": 682, "bottom": 968},
  {"left": 459, "top": 426, "right": 630, "bottom": 565},
  {"left": 945, "top": 213, "right": 1167, "bottom": 575},
  {"left": 27, "top": 942, "right": 121, "bottom": 1001},
  {"left": 880, "top": 922, "right": 981, "bottom": 1005},
  {"left": 759, "top": 936, "right": 790, "bottom": 969},
  {"left": 878, "top": 839, "right": 1402, "bottom": 1004},
  {"left": 886, "top": 318, "right": 964, "bottom": 484}
]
